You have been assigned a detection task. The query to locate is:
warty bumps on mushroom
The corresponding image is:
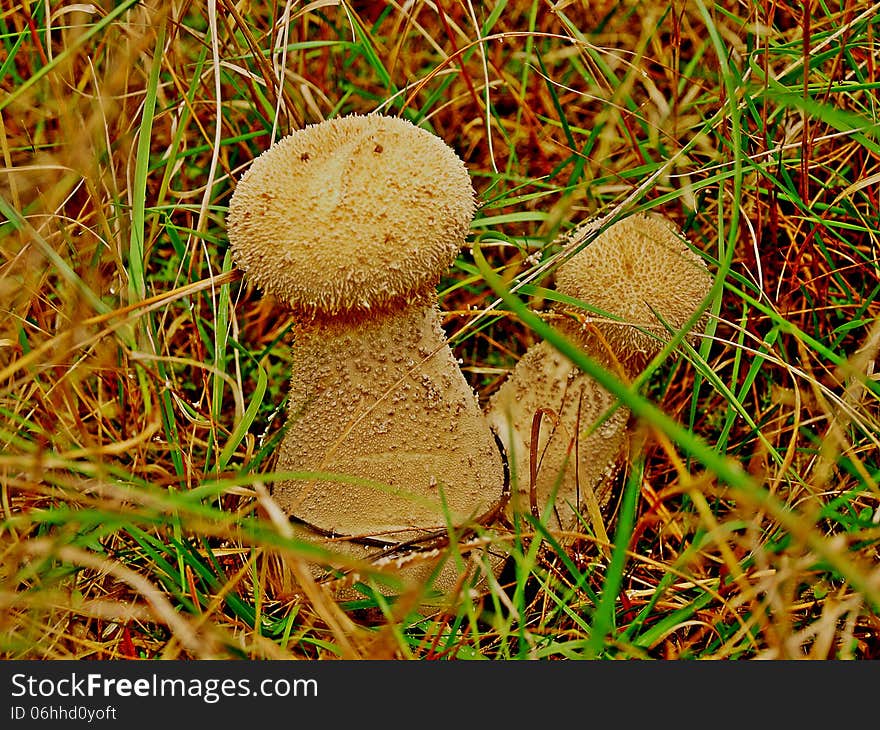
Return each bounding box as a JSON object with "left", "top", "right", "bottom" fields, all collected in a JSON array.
[
  {"left": 487, "top": 213, "right": 713, "bottom": 536},
  {"left": 227, "top": 114, "right": 508, "bottom": 596}
]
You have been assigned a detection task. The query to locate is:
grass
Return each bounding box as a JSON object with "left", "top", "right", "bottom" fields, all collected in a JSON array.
[{"left": 1, "top": 0, "right": 879, "bottom": 660}]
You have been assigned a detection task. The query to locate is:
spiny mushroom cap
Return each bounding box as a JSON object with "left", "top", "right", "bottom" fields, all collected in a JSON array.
[
  {"left": 226, "top": 115, "right": 476, "bottom": 316},
  {"left": 555, "top": 213, "right": 712, "bottom": 360}
]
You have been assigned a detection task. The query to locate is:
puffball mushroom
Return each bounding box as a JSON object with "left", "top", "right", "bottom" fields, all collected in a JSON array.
[
  {"left": 554, "top": 212, "right": 713, "bottom": 372},
  {"left": 227, "top": 114, "right": 506, "bottom": 553},
  {"left": 487, "top": 212, "right": 713, "bottom": 532}
]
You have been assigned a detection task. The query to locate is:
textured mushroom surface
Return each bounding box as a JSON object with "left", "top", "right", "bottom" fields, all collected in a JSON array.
[
  {"left": 226, "top": 114, "right": 506, "bottom": 573},
  {"left": 227, "top": 114, "right": 475, "bottom": 316},
  {"left": 275, "top": 300, "right": 504, "bottom": 541},
  {"left": 488, "top": 213, "right": 712, "bottom": 533},
  {"left": 487, "top": 335, "right": 628, "bottom": 532},
  {"left": 555, "top": 212, "right": 712, "bottom": 364}
]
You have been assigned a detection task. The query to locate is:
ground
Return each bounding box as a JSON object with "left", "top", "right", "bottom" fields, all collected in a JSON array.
[{"left": 1, "top": 0, "right": 878, "bottom": 659}]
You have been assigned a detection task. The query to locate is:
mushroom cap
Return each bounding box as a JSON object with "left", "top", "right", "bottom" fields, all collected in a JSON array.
[
  {"left": 226, "top": 115, "right": 475, "bottom": 315},
  {"left": 555, "top": 213, "right": 712, "bottom": 359}
]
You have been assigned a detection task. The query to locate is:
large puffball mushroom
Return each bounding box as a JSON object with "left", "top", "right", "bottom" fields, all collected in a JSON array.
[
  {"left": 227, "top": 114, "right": 506, "bottom": 554},
  {"left": 487, "top": 212, "right": 713, "bottom": 532}
]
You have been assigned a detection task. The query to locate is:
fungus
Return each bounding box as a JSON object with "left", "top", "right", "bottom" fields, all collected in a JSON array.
[
  {"left": 487, "top": 340, "right": 629, "bottom": 530},
  {"left": 227, "top": 115, "right": 505, "bottom": 560},
  {"left": 554, "top": 212, "right": 713, "bottom": 371},
  {"left": 487, "top": 213, "right": 712, "bottom": 531}
]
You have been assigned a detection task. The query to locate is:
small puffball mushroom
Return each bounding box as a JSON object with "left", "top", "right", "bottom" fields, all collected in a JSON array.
[
  {"left": 487, "top": 213, "right": 713, "bottom": 532},
  {"left": 227, "top": 114, "right": 505, "bottom": 551}
]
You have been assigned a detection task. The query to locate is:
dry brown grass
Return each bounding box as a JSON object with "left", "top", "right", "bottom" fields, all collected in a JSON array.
[{"left": 1, "top": 0, "right": 879, "bottom": 659}]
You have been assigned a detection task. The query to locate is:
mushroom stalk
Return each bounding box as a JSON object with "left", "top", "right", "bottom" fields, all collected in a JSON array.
[
  {"left": 488, "top": 332, "right": 628, "bottom": 531},
  {"left": 277, "top": 296, "right": 504, "bottom": 542}
]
